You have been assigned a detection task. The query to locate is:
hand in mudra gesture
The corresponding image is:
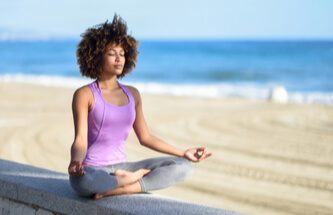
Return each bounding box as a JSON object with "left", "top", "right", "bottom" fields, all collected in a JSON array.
[
  {"left": 68, "top": 161, "right": 85, "bottom": 177},
  {"left": 183, "top": 146, "right": 212, "bottom": 162}
]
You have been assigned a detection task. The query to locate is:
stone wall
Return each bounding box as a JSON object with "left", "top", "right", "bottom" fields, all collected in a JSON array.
[{"left": 0, "top": 159, "right": 240, "bottom": 215}]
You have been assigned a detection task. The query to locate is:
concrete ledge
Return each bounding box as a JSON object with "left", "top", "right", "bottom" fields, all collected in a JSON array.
[{"left": 0, "top": 159, "right": 240, "bottom": 215}]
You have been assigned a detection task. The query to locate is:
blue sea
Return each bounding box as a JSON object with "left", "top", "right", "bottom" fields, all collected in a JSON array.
[{"left": 0, "top": 40, "right": 332, "bottom": 104}]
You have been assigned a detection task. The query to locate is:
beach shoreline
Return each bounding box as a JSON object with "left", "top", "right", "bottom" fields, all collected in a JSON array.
[
  {"left": 0, "top": 81, "right": 332, "bottom": 215},
  {"left": 1, "top": 74, "right": 332, "bottom": 106}
]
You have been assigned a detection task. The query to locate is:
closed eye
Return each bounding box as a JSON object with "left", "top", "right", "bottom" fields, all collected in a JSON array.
[{"left": 108, "top": 53, "right": 125, "bottom": 56}]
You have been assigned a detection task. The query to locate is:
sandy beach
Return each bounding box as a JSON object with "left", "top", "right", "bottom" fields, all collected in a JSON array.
[{"left": 0, "top": 81, "right": 332, "bottom": 215}]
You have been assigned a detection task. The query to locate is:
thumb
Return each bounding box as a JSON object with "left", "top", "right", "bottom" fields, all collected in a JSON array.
[{"left": 186, "top": 153, "right": 199, "bottom": 162}]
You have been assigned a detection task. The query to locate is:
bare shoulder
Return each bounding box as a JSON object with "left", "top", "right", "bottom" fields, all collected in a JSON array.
[
  {"left": 124, "top": 85, "right": 141, "bottom": 105},
  {"left": 72, "top": 84, "right": 94, "bottom": 109},
  {"left": 73, "top": 85, "right": 91, "bottom": 98}
]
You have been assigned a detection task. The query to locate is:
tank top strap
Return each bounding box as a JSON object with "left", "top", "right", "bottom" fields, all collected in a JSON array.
[
  {"left": 89, "top": 80, "right": 99, "bottom": 93},
  {"left": 91, "top": 80, "right": 106, "bottom": 100},
  {"left": 118, "top": 82, "right": 135, "bottom": 104},
  {"left": 91, "top": 80, "right": 134, "bottom": 105}
]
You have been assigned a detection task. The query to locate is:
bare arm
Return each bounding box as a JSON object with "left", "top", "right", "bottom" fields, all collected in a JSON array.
[
  {"left": 140, "top": 134, "right": 185, "bottom": 157},
  {"left": 70, "top": 87, "right": 90, "bottom": 163},
  {"left": 130, "top": 86, "right": 185, "bottom": 157}
]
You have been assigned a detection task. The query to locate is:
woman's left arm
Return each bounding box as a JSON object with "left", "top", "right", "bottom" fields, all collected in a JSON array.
[
  {"left": 140, "top": 133, "right": 186, "bottom": 157},
  {"left": 129, "top": 86, "right": 184, "bottom": 157},
  {"left": 129, "top": 86, "right": 212, "bottom": 162}
]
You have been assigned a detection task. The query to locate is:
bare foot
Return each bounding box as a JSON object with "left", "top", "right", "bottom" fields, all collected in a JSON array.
[
  {"left": 93, "top": 181, "right": 143, "bottom": 200},
  {"left": 93, "top": 169, "right": 150, "bottom": 200},
  {"left": 114, "top": 168, "right": 151, "bottom": 187},
  {"left": 93, "top": 193, "right": 104, "bottom": 200}
]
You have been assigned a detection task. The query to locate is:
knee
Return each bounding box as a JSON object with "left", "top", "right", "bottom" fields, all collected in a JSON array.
[
  {"left": 69, "top": 169, "right": 95, "bottom": 197},
  {"left": 173, "top": 157, "right": 194, "bottom": 178},
  {"left": 181, "top": 157, "right": 194, "bottom": 174},
  {"left": 69, "top": 176, "right": 91, "bottom": 197}
]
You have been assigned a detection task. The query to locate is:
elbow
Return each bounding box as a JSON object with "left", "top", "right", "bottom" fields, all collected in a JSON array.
[{"left": 139, "top": 134, "right": 152, "bottom": 146}]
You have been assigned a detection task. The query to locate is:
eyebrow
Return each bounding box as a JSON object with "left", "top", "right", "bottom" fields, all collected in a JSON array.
[{"left": 108, "top": 48, "right": 125, "bottom": 52}]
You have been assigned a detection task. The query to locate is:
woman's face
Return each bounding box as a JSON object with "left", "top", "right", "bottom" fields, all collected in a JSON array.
[{"left": 101, "top": 43, "right": 126, "bottom": 77}]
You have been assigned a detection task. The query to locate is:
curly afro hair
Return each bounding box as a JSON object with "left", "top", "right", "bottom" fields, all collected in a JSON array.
[{"left": 76, "top": 14, "right": 139, "bottom": 79}]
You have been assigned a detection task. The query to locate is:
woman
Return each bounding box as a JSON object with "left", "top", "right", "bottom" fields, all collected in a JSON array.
[{"left": 68, "top": 14, "right": 212, "bottom": 200}]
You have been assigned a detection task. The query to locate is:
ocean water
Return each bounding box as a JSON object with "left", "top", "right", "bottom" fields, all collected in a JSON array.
[{"left": 0, "top": 40, "right": 332, "bottom": 104}]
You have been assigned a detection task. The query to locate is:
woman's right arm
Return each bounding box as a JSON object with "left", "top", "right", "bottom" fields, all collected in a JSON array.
[{"left": 68, "top": 87, "right": 90, "bottom": 176}]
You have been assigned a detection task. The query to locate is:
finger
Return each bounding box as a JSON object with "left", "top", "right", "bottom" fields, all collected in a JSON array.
[
  {"left": 75, "top": 164, "right": 80, "bottom": 173},
  {"left": 70, "top": 168, "right": 76, "bottom": 176},
  {"left": 187, "top": 154, "right": 199, "bottom": 162},
  {"left": 71, "top": 166, "right": 76, "bottom": 172},
  {"left": 199, "top": 149, "right": 207, "bottom": 161},
  {"left": 197, "top": 147, "right": 206, "bottom": 152},
  {"left": 79, "top": 165, "right": 85, "bottom": 176},
  {"left": 195, "top": 152, "right": 201, "bottom": 159},
  {"left": 201, "top": 152, "right": 213, "bottom": 161},
  {"left": 79, "top": 170, "right": 84, "bottom": 176},
  {"left": 71, "top": 165, "right": 82, "bottom": 176},
  {"left": 197, "top": 147, "right": 206, "bottom": 156},
  {"left": 76, "top": 170, "right": 84, "bottom": 177},
  {"left": 77, "top": 168, "right": 83, "bottom": 176},
  {"left": 75, "top": 164, "right": 83, "bottom": 176},
  {"left": 72, "top": 167, "right": 78, "bottom": 175},
  {"left": 196, "top": 147, "right": 206, "bottom": 155},
  {"left": 70, "top": 170, "right": 78, "bottom": 177},
  {"left": 200, "top": 149, "right": 206, "bottom": 157},
  {"left": 80, "top": 167, "right": 85, "bottom": 175},
  {"left": 206, "top": 152, "right": 212, "bottom": 158}
]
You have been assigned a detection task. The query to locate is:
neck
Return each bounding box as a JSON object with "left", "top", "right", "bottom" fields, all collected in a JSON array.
[{"left": 97, "top": 75, "right": 119, "bottom": 91}]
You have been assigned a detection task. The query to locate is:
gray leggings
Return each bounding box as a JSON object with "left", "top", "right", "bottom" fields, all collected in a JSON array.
[{"left": 69, "top": 156, "right": 193, "bottom": 197}]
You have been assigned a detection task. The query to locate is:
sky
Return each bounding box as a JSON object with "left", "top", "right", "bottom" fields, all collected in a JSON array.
[{"left": 0, "top": 0, "right": 332, "bottom": 40}]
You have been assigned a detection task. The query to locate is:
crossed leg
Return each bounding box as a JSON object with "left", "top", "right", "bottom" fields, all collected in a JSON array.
[
  {"left": 93, "top": 169, "right": 149, "bottom": 200},
  {"left": 93, "top": 156, "right": 193, "bottom": 200}
]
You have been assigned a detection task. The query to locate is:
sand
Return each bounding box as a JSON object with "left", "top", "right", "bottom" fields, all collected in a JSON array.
[{"left": 0, "top": 81, "right": 332, "bottom": 215}]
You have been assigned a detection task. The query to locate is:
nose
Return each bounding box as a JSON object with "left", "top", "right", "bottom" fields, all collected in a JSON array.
[
  {"left": 115, "top": 56, "right": 119, "bottom": 62},
  {"left": 115, "top": 54, "right": 122, "bottom": 62}
]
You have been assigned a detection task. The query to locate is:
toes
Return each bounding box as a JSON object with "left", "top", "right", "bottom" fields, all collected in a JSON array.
[
  {"left": 93, "top": 193, "right": 103, "bottom": 200},
  {"left": 93, "top": 194, "right": 98, "bottom": 200},
  {"left": 142, "top": 169, "right": 151, "bottom": 175}
]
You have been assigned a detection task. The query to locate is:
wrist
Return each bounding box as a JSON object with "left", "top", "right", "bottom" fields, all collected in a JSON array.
[
  {"left": 179, "top": 150, "right": 186, "bottom": 157},
  {"left": 70, "top": 160, "right": 82, "bottom": 165}
]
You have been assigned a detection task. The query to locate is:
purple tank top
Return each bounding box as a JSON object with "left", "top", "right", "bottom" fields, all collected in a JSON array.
[{"left": 82, "top": 80, "right": 136, "bottom": 166}]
